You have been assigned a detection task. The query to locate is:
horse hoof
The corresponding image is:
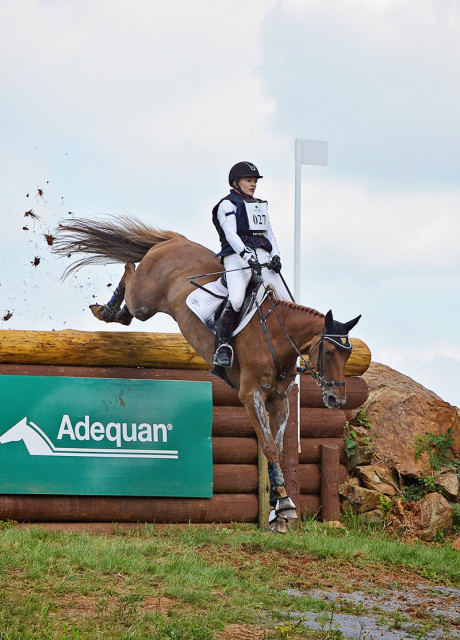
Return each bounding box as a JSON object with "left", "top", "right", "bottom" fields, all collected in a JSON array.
[
  {"left": 269, "top": 515, "right": 289, "bottom": 535},
  {"left": 89, "top": 304, "right": 113, "bottom": 322}
]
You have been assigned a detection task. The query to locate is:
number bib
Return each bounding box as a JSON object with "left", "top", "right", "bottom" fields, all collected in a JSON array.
[{"left": 245, "top": 201, "right": 268, "bottom": 236}]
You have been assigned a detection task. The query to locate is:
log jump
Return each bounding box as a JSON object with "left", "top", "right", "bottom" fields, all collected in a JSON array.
[{"left": 0, "top": 330, "right": 370, "bottom": 525}]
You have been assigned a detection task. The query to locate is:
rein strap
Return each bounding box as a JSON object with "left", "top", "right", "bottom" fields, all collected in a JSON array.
[{"left": 256, "top": 292, "right": 349, "bottom": 390}]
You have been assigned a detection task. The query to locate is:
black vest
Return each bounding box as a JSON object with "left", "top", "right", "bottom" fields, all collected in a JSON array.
[{"left": 212, "top": 190, "right": 273, "bottom": 258}]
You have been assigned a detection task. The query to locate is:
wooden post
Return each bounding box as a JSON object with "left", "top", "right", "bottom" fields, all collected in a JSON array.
[
  {"left": 282, "top": 384, "right": 300, "bottom": 510},
  {"left": 257, "top": 446, "right": 270, "bottom": 529},
  {"left": 320, "top": 444, "right": 341, "bottom": 521}
]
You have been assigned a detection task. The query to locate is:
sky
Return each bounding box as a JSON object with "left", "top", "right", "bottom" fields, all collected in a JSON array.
[{"left": 1, "top": 0, "right": 459, "bottom": 407}]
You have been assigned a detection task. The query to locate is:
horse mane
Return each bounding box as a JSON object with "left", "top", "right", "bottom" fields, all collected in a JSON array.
[
  {"left": 53, "top": 216, "right": 186, "bottom": 279},
  {"left": 278, "top": 300, "right": 325, "bottom": 320}
]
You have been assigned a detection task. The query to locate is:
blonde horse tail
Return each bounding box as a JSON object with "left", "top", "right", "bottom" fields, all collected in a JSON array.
[{"left": 52, "top": 216, "right": 185, "bottom": 280}]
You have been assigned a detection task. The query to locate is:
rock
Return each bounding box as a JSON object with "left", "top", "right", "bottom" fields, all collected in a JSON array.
[
  {"left": 339, "top": 483, "right": 382, "bottom": 513},
  {"left": 419, "top": 493, "right": 453, "bottom": 541},
  {"left": 361, "top": 363, "right": 460, "bottom": 477},
  {"left": 339, "top": 476, "right": 360, "bottom": 496},
  {"left": 345, "top": 446, "right": 374, "bottom": 472},
  {"left": 355, "top": 464, "right": 400, "bottom": 496},
  {"left": 452, "top": 535, "right": 460, "bottom": 552},
  {"left": 436, "top": 472, "right": 459, "bottom": 503},
  {"left": 359, "top": 509, "right": 385, "bottom": 525}
]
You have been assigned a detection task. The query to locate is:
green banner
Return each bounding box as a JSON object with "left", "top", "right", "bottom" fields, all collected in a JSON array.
[{"left": 0, "top": 376, "right": 213, "bottom": 497}]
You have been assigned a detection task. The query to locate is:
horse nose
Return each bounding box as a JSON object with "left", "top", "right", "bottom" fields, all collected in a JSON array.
[{"left": 325, "top": 393, "right": 344, "bottom": 409}]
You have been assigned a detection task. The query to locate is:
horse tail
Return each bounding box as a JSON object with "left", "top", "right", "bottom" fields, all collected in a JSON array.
[{"left": 52, "top": 216, "right": 186, "bottom": 279}]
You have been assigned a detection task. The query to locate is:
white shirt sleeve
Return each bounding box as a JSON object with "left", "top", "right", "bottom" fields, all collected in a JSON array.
[
  {"left": 265, "top": 219, "right": 280, "bottom": 257},
  {"left": 217, "top": 200, "right": 247, "bottom": 256}
]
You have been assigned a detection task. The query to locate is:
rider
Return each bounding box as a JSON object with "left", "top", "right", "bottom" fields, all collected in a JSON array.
[{"left": 212, "top": 161, "right": 291, "bottom": 368}]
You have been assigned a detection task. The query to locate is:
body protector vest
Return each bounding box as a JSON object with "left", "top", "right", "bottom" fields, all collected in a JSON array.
[{"left": 212, "top": 190, "right": 273, "bottom": 258}]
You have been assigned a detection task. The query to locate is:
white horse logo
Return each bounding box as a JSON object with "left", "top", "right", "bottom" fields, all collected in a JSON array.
[{"left": 0, "top": 418, "right": 178, "bottom": 459}]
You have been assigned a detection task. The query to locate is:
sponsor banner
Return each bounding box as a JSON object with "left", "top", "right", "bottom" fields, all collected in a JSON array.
[{"left": 0, "top": 376, "right": 213, "bottom": 497}]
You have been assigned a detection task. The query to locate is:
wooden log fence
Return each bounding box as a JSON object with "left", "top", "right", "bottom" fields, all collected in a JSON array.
[{"left": 0, "top": 330, "right": 370, "bottom": 525}]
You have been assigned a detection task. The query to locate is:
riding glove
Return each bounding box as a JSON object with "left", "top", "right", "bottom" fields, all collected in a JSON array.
[
  {"left": 248, "top": 256, "right": 262, "bottom": 275},
  {"left": 268, "top": 255, "right": 282, "bottom": 273}
]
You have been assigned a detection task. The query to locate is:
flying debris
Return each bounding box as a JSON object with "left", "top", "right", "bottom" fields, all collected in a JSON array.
[{"left": 24, "top": 209, "right": 40, "bottom": 220}]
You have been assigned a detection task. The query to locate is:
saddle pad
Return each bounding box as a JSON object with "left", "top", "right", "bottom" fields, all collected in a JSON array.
[{"left": 186, "top": 278, "right": 266, "bottom": 336}]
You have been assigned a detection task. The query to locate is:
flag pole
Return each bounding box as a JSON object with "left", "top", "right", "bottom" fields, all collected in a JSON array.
[
  {"left": 293, "top": 138, "right": 328, "bottom": 452},
  {"left": 294, "top": 139, "right": 302, "bottom": 302}
]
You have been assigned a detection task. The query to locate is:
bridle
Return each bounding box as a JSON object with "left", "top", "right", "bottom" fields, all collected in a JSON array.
[
  {"left": 298, "top": 334, "right": 349, "bottom": 389},
  {"left": 255, "top": 291, "right": 351, "bottom": 399}
]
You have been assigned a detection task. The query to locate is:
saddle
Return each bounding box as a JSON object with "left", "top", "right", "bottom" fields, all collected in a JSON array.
[
  {"left": 186, "top": 272, "right": 267, "bottom": 338},
  {"left": 186, "top": 273, "right": 268, "bottom": 388}
]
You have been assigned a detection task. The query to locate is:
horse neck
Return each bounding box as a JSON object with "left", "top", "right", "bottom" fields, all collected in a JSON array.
[{"left": 273, "top": 301, "right": 325, "bottom": 354}]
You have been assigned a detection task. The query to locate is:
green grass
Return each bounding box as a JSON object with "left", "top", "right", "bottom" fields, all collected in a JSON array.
[{"left": 0, "top": 521, "right": 458, "bottom": 639}]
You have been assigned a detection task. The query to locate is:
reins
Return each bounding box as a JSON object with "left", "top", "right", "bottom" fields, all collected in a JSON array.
[
  {"left": 255, "top": 289, "right": 349, "bottom": 392},
  {"left": 188, "top": 263, "right": 350, "bottom": 393}
]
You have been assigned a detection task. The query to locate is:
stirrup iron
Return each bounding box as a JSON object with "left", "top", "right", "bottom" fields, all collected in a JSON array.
[{"left": 212, "top": 343, "right": 234, "bottom": 368}]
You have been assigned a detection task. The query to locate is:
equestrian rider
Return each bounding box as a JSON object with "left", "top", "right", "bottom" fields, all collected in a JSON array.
[{"left": 212, "top": 161, "right": 291, "bottom": 368}]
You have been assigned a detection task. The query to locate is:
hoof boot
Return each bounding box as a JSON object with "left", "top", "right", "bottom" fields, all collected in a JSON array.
[
  {"left": 275, "top": 497, "right": 298, "bottom": 520},
  {"left": 115, "top": 307, "right": 133, "bottom": 326},
  {"left": 89, "top": 304, "right": 114, "bottom": 322}
]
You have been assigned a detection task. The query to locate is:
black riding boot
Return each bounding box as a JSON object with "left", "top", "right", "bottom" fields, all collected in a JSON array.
[{"left": 212, "top": 301, "right": 238, "bottom": 368}]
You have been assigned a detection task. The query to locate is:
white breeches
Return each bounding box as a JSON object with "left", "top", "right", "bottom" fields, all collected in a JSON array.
[{"left": 223, "top": 249, "right": 291, "bottom": 312}]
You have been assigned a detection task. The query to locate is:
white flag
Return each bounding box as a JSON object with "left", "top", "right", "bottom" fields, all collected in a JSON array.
[{"left": 297, "top": 139, "right": 328, "bottom": 166}]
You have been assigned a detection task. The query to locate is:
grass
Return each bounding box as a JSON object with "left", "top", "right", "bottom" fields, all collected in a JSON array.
[{"left": 0, "top": 520, "right": 458, "bottom": 639}]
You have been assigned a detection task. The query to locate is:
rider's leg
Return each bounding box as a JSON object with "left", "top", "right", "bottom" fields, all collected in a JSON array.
[
  {"left": 260, "top": 265, "right": 292, "bottom": 301},
  {"left": 212, "top": 300, "right": 238, "bottom": 367},
  {"left": 212, "top": 254, "right": 251, "bottom": 368},
  {"left": 251, "top": 248, "right": 292, "bottom": 301}
]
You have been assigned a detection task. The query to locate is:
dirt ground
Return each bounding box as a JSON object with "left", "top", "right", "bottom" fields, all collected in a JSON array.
[{"left": 215, "top": 554, "right": 460, "bottom": 640}]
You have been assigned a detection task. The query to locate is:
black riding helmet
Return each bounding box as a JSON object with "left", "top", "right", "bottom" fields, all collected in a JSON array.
[{"left": 228, "top": 161, "right": 263, "bottom": 187}]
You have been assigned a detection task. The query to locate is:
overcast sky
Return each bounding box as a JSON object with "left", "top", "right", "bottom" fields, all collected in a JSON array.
[{"left": 1, "top": 0, "right": 459, "bottom": 407}]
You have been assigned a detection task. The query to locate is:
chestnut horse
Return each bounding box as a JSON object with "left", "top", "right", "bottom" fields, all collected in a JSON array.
[{"left": 53, "top": 217, "right": 360, "bottom": 533}]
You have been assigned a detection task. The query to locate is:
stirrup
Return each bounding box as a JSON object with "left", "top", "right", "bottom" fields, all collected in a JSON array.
[{"left": 212, "top": 343, "right": 234, "bottom": 368}]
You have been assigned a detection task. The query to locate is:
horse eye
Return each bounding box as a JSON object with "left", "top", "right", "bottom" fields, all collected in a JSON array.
[{"left": 324, "top": 349, "right": 333, "bottom": 357}]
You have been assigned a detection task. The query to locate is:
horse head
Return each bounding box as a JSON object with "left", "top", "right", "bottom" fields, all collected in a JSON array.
[
  {"left": 308, "top": 310, "right": 361, "bottom": 409},
  {"left": 0, "top": 417, "right": 29, "bottom": 444}
]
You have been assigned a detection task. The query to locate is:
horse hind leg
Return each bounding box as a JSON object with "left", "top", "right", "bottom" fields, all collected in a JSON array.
[{"left": 90, "top": 264, "right": 134, "bottom": 326}]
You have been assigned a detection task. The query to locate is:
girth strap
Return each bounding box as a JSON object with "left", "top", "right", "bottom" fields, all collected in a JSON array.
[{"left": 256, "top": 298, "right": 283, "bottom": 376}]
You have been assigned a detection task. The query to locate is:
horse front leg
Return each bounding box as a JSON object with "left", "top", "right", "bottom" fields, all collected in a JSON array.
[
  {"left": 266, "top": 390, "right": 298, "bottom": 528},
  {"left": 90, "top": 263, "right": 134, "bottom": 325},
  {"left": 239, "top": 386, "right": 295, "bottom": 534}
]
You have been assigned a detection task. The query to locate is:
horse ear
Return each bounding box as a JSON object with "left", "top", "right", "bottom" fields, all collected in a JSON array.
[
  {"left": 324, "top": 310, "right": 334, "bottom": 331},
  {"left": 344, "top": 314, "right": 361, "bottom": 333}
]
